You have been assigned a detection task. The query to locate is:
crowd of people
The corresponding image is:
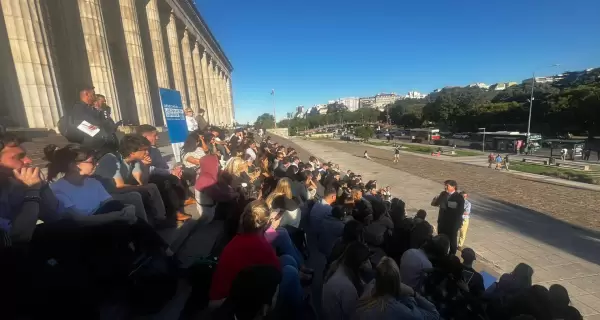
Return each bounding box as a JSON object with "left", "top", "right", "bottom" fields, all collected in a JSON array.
[{"left": 0, "top": 86, "right": 583, "bottom": 320}]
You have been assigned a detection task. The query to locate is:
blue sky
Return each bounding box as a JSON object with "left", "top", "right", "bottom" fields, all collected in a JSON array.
[{"left": 196, "top": 0, "right": 600, "bottom": 124}]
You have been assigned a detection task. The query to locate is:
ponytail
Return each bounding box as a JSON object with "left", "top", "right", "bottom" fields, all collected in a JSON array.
[{"left": 43, "top": 144, "right": 93, "bottom": 181}]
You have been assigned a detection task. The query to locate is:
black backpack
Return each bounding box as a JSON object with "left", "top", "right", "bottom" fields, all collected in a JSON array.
[{"left": 57, "top": 115, "right": 84, "bottom": 143}]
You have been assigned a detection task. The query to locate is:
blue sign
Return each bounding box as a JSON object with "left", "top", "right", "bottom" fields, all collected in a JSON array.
[{"left": 159, "top": 88, "right": 188, "bottom": 143}]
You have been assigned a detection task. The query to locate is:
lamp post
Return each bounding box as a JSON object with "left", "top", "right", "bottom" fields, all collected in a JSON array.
[
  {"left": 271, "top": 89, "right": 277, "bottom": 128},
  {"left": 526, "top": 64, "right": 560, "bottom": 143},
  {"left": 479, "top": 128, "right": 486, "bottom": 152}
]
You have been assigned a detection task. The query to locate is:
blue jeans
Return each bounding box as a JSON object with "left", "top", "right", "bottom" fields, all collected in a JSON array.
[
  {"left": 277, "top": 255, "right": 303, "bottom": 317},
  {"left": 271, "top": 227, "right": 304, "bottom": 266}
]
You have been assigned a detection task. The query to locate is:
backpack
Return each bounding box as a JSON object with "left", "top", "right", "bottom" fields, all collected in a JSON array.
[{"left": 57, "top": 115, "right": 84, "bottom": 143}]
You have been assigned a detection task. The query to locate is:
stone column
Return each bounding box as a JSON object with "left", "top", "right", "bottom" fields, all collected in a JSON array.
[
  {"left": 181, "top": 29, "right": 199, "bottom": 112},
  {"left": 1, "top": 0, "right": 63, "bottom": 128},
  {"left": 165, "top": 11, "right": 187, "bottom": 109},
  {"left": 217, "top": 69, "right": 226, "bottom": 125},
  {"left": 144, "top": 0, "right": 169, "bottom": 88},
  {"left": 119, "top": 0, "right": 153, "bottom": 125},
  {"left": 225, "top": 75, "right": 234, "bottom": 125},
  {"left": 208, "top": 58, "right": 220, "bottom": 125},
  {"left": 200, "top": 51, "right": 214, "bottom": 124},
  {"left": 77, "top": 0, "right": 121, "bottom": 121},
  {"left": 192, "top": 42, "right": 208, "bottom": 117}
]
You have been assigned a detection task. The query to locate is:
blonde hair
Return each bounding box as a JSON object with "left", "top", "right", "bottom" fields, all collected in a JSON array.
[
  {"left": 224, "top": 157, "right": 247, "bottom": 177},
  {"left": 356, "top": 257, "right": 402, "bottom": 311},
  {"left": 185, "top": 108, "right": 193, "bottom": 113},
  {"left": 265, "top": 177, "right": 293, "bottom": 207},
  {"left": 239, "top": 200, "right": 270, "bottom": 233}
]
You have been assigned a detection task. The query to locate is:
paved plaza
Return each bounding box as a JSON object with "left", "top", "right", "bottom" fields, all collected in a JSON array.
[{"left": 271, "top": 135, "right": 600, "bottom": 318}]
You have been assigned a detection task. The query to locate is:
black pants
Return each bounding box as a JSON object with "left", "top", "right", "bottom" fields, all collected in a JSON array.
[
  {"left": 149, "top": 173, "right": 186, "bottom": 216},
  {"left": 113, "top": 184, "right": 167, "bottom": 221},
  {"left": 438, "top": 223, "right": 459, "bottom": 255}
]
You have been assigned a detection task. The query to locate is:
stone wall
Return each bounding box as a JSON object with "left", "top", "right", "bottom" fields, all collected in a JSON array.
[{"left": 267, "top": 128, "right": 289, "bottom": 138}]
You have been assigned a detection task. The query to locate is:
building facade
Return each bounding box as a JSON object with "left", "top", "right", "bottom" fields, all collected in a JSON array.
[
  {"left": 0, "top": 0, "right": 234, "bottom": 129},
  {"left": 373, "top": 93, "right": 401, "bottom": 110},
  {"left": 336, "top": 97, "right": 359, "bottom": 111}
]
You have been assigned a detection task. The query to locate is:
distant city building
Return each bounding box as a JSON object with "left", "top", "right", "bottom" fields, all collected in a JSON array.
[
  {"left": 374, "top": 93, "right": 401, "bottom": 110},
  {"left": 467, "top": 83, "right": 490, "bottom": 89},
  {"left": 522, "top": 75, "right": 564, "bottom": 84},
  {"left": 335, "top": 97, "right": 360, "bottom": 111},
  {"left": 359, "top": 96, "right": 375, "bottom": 109},
  {"left": 405, "top": 91, "right": 428, "bottom": 99},
  {"left": 294, "top": 106, "right": 305, "bottom": 118},
  {"left": 489, "top": 82, "right": 517, "bottom": 91}
]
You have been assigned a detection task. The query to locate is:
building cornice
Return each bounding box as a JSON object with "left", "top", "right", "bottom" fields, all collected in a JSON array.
[{"left": 165, "top": 0, "right": 233, "bottom": 73}]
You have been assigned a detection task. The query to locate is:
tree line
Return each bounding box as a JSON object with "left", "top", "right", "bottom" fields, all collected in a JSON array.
[{"left": 254, "top": 68, "right": 599, "bottom": 137}]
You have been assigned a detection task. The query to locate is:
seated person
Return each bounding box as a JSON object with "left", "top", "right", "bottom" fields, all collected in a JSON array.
[
  {"left": 329, "top": 220, "right": 365, "bottom": 265},
  {"left": 44, "top": 144, "right": 136, "bottom": 225},
  {"left": 322, "top": 241, "right": 372, "bottom": 320},
  {"left": 460, "top": 248, "right": 485, "bottom": 297},
  {"left": 209, "top": 200, "right": 303, "bottom": 312},
  {"left": 317, "top": 205, "right": 346, "bottom": 258},
  {"left": 354, "top": 257, "right": 440, "bottom": 320},
  {"left": 211, "top": 265, "right": 282, "bottom": 320},
  {"left": 400, "top": 235, "right": 450, "bottom": 289},
  {"left": 265, "top": 195, "right": 306, "bottom": 267},
  {"left": 0, "top": 133, "right": 60, "bottom": 244},
  {"left": 94, "top": 134, "right": 176, "bottom": 226},
  {"left": 138, "top": 125, "right": 193, "bottom": 220},
  {"left": 364, "top": 199, "right": 393, "bottom": 246},
  {"left": 181, "top": 130, "right": 206, "bottom": 174},
  {"left": 307, "top": 187, "right": 336, "bottom": 232}
]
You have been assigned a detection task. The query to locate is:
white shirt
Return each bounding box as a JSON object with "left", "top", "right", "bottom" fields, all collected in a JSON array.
[
  {"left": 183, "top": 147, "right": 206, "bottom": 169},
  {"left": 50, "top": 177, "right": 111, "bottom": 216},
  {"left": 186, "top": 116, "right": 198, "bottom": 131},
  {"left": 245, "top": 147, "right": 257, "bottom": 162}
]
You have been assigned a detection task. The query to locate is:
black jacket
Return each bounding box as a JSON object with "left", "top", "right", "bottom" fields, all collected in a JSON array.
[
  {"left": 433, "top": 191, "right": 465, "bottom": 231},
  {"left": 69, "top": 101, "right": 117, "bottom": 149}
]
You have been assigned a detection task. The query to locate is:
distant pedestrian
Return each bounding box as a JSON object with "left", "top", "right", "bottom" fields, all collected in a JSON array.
[
  {"left": 393, "top": 146, "right": 400, "bottom": 163},
  {"left": 495, "top": 154, "right": 502, "bottom": 170},
  {"left": 364, "top": 150, "right": 372, "bottom": 160},
  {"left": 458, "top": 191, "right": 471, "bottom": 249},
  {"left": 583, "top": 149, "right": 591, "bottom": 161},
  {"left": 560, "top": 148, "right": 568, "bottom": 161},
  {"left": 503, "top": 154, "right": 510, "bottom": 171},
  {"left": 488, "top": 153, "right": 494, "bottom": 168}
]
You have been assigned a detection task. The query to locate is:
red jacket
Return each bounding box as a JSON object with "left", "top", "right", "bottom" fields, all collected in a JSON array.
[{"left": 209, "top": 233, "right": 281, "bottom": 300}]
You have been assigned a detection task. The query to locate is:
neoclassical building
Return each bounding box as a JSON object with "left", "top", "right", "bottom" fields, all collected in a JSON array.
[{"left": 0, "top": 0, "right": 234, "bottom": 129}]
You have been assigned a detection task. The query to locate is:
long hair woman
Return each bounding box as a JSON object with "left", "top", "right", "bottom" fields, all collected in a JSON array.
[
  {"left": 265, "top": 177, "right": 293, "bottom": 207},
  {"left": 322, "top": 241, "right": 372, "bottom": 320},
  {"left": 44, "top": 144, "right": 169, "bottom": 255},
  {"left": 354, "top": 257, "right": 440, "bottom": 320}
]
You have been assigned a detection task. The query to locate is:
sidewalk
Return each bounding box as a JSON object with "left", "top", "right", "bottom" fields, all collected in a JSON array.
[
  {"left": 356, "top": 140, "right": 600, "bottom": 192},
  {"left": 280, "top": 136, "right": 600, "bottom": 318}
]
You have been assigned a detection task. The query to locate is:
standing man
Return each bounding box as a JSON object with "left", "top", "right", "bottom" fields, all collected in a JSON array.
[
  {"left": 66, "top": 86, "right": 117, "bottom": 149},
  {"left": 185, "top": 108, "right": 198, "bottom": 132},
  {"left": 457, "top": 191, "right": 471, "bottom": 250},
  {"left": 431, "top": 180, "right": 464, "bottom": 255},
  {"left": 194, "top": 108, "right": 209, "bottom": 131}
]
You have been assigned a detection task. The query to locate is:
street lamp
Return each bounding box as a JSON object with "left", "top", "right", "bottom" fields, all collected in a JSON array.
[
  {"left": 526, "top": 64, "right": 560, "bottom": 143},
  {"left": 478, "top": 128, "right": 486, "bottom": 152}
]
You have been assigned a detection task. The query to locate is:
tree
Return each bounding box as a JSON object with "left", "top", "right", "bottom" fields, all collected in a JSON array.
[
  {"left": 354, "top": 126, "right": 374, "bottom": 141},
  {"left": 254, "top": 113, "right": 275, "bottom": 129}
]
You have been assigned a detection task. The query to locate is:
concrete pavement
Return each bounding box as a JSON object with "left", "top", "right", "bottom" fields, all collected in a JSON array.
[{"left": 275, "top": 135, "right": 600, "bottom": 318}]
